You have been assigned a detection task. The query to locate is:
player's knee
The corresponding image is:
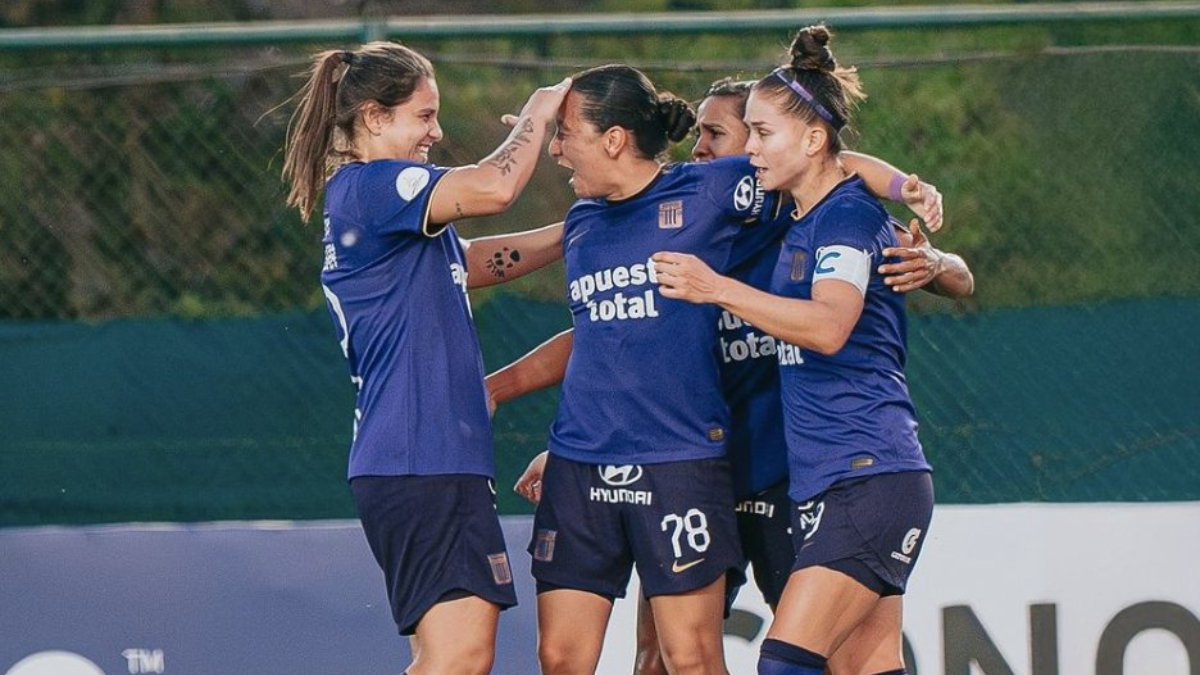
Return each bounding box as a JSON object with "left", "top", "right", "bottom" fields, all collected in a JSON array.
[
  {"left": 538, "top": 639, "right": 586, "bottom": 675},
  {"left": 657, "top": 640, "right": 724, "bottom": 675}
]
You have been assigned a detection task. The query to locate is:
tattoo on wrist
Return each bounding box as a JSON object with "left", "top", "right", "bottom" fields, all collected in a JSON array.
[
  {"left": 485, "top": 247, "right": 523, "bottom": 278},
  {"left": 487, "top": 118, "right": 535, "bottom": 176}
]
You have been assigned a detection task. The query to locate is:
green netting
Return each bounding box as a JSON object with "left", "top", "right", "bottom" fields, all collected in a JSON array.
[
  {"left": 2, "top": 25, "right": 1199, "bottom": 526},
  {"left": 1, "top": 295, "right": 1197, "bottom": 526}
]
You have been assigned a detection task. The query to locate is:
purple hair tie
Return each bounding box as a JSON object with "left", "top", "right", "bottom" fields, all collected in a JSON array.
[{"left": 771, "top": 67, "right": 842, "bottom": 130}]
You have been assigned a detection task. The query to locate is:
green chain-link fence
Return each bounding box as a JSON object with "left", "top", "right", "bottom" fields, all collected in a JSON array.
[{"left": 2, "top": 18, "right": 1198, "bottom": 525}]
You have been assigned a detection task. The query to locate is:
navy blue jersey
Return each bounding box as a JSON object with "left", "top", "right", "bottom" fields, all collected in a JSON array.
[
  {"left": 550, "top": 157, "right": 771, "bottom": 465},
  {"left": 321, "top": 160, "right": 494, "bottom": 480},
  {"left": 770, "top": 176, "right": 930, "bottom": 502},
  {"left": 719, "top": 208, "right": 788, "bottom": 497}
]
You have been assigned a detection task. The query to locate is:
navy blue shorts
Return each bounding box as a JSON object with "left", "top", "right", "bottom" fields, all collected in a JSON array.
[
  {"left": 350, "top": 474, "right": 518, "bottom": 636},
  {"left": 530, "top": 455, "right": 743, "bottom": 599},
  {"left": 790, "top": 471, "right": 934, "bottom": 596},
  {"left": 732, "top": 479, "right": 794, "bottom": 609}
]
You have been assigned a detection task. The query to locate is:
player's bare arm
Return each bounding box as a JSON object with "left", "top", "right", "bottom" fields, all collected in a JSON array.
[
  {"left": 839, "top": 151, "right": 943, "bottom": 231},
  {"left": 464, "top": 221, "right": 565, "bottom": 288},
  {"left": 428, "top": 78, "right": 570, "bottom": 224},
  {"left": 653, "top": 252, "right": 864, "bottom": 356},
  {"left": 880, "top": 219, "right": 975, "bottom": 296},
  {"left": 484, "top": 329, "right": 573, "bottom": 413}
]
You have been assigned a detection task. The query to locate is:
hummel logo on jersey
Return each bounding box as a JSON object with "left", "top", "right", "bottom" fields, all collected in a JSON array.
[
  {"left": 598, "top": 464, "right": 643, "bottom": 487},
  {"left": 658, "top": 200, "right": 683, "bottom": 228},
  {"left": 565, "top": 229, "right": 589, "bottom": 250},
  {"left": 671, "top": 558, "right": 705, "bottom": 573}
]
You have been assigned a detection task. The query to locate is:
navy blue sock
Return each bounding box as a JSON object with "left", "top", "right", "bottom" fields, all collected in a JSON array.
[{"left": 757, "top": 638, "right": 826, "bottom": 675}]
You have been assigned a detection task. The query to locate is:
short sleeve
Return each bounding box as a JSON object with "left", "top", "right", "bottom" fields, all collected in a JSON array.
[
  {"left": 354, "top": 160, "right": 451, "bottom": 237},
  {"left": 698, "top": 157, "right": 764, "bottom": 222},
  {"left": 810, "top": 198, "right": 888, "bottom": 295}
]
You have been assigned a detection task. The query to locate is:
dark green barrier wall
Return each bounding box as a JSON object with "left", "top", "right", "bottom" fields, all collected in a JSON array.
[{"left": 1, "top": 293, "right": 1197, "bottom": 526}]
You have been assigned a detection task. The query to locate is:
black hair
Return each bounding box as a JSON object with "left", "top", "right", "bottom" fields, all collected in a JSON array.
[
  {"left": 703, "top": 77, "right": 754, "bottom": 118},
  {"left": 570, "top": 64, "right": 696, "bottom": 159}
]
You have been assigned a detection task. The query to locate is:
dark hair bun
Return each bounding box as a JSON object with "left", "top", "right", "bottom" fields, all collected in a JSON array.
[
  {"left": 657, "top": 96, "right": 697, "bottom": 143},
  {"left": 788, "top": 24, "right": 837, "bottom": 73}
]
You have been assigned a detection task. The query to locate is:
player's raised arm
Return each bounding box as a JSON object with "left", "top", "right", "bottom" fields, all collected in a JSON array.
[{"left": 428, "top": 79, "right": 570, "bottom": 225}]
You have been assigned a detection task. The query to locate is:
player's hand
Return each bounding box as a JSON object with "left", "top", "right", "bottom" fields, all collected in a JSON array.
[
  {"left": 652, "top": 251, "right": 725, "bottom": 304},
  {"left": 900, "top": 174, "right": 943, "bottom": 233},
  {"left": 880, "top": 219, "right": 944, "bottom": 293},
  {"left": 514, "top": 77, "right": 572, "bottom": 126},
  {"left": 514, "top": 451, "right": 549, "bottom": 504}
]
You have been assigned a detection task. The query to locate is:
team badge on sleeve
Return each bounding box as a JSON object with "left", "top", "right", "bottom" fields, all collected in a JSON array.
[
  {"left": 789, "top": 251, "right": 807, "bottom": 282},
  {"left": 813, "top": 245, "right": 871, "bottom": 294},
  {"left": 395, "top": 166, "right": 431, "bottom": 201}
]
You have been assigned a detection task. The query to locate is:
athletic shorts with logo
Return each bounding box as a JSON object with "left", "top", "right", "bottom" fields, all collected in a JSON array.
[
  {"left": 351, "top": 474, "right": 517, "bottom": 635},
  {"left": 530, "top": 454, "right": 743, "bottom": 599},
  {"left": 732, "top": 478, "right": 794, "bottom": 609},
  {"left": 790, "top": 470, "right": 933, "bottom": 596}
]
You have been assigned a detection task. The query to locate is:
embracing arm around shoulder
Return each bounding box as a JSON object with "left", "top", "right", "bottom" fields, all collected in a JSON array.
[
  {"left": 880, "top": 219, "right": 976, "bottom": 297},
  {"left": 427, "top": 78, "right": 570, "bottom": 225},
  {"left": 922, "top": 248, "right": 974, "bottom": 298},
  {"left": 652, "top": 252, "right": 864, "bottom": 356},
  {"left": 839, "top": 151, "right": 943, "bottom": 232},
  {"left": 464, "top": 221, "right": 564, "bottom": 289}
]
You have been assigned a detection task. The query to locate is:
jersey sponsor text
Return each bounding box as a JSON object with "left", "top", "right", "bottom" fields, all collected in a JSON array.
[
  {"left": 589, "top": 486, "right": 654, "bottom": 505},
  {"left": 735, "top": 499, "right": 777, "bottom": 518},
  {"left": 718, "top": 311, "right": 779, "bottom": 364},
  {"left": 570, "top": 258, "right": 662, "bottom": 324},
  {"left": 777, "top": 341, "right": 805, "bottom": 367}
]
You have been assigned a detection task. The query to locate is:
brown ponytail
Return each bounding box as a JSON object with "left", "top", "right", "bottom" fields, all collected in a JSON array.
[
  {"left": 281, "top": 43, "right": 434, "bottom": 221},
  {"left": 282, "top": 50, "right": 346, "bottom": 221}
]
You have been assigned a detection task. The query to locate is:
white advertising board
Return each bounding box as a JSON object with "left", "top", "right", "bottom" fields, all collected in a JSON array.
[{"left": 1, "top": 503, "right": 1196, "bottom": 675}]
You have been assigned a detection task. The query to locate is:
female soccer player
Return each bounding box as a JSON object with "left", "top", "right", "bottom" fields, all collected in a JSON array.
[
  {"left": 527, "top": 63, "right": 762, "bottom": 675},
  {"left": 280, "top": 42, "right": 568, "bottom": 675},
  {"left": 654, "top": 26, "right": 936, "bottom": 675},
  {"left": 633, "top": 76, "right": 972, "bottom": 675}
]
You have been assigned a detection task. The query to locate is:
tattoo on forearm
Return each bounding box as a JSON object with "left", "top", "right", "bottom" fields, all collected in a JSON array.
[
  {"left": 485, "top": 247, "right": 523, "bottom": 278},
  {"left": 487, "top": 118, "right": 535, "bottom": 176}
]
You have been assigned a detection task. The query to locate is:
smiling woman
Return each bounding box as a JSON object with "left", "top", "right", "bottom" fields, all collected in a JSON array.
[{"left": 279, "top": 41, "right": 570, "bottom": 675}]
